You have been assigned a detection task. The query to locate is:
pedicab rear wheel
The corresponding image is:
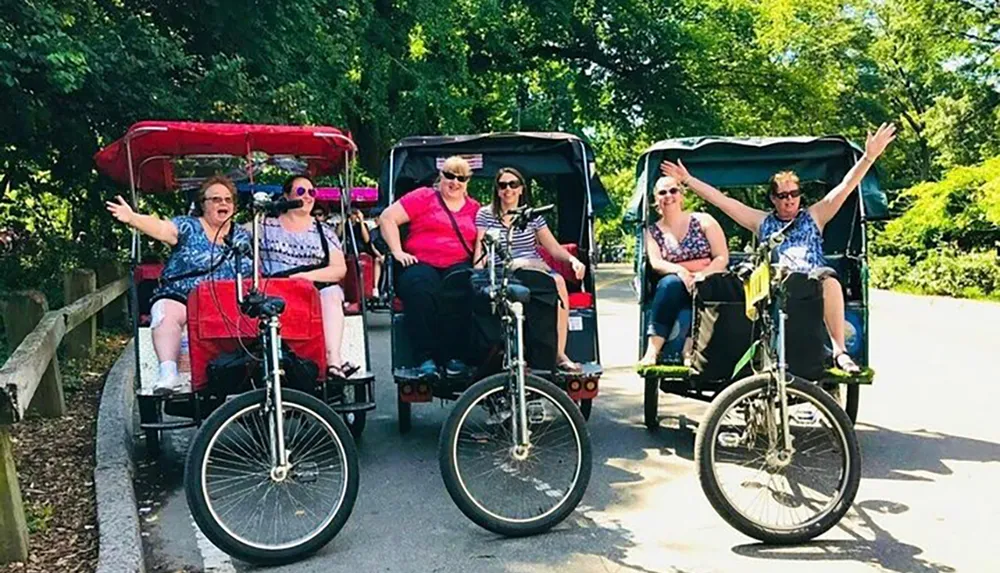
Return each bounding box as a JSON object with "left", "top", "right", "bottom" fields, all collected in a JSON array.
[
  {"left": 643, "top": 376, "right": 659, "bottom": 430},
  {"left": 397, "top": 395, "right": 411, "bottom": 434}
]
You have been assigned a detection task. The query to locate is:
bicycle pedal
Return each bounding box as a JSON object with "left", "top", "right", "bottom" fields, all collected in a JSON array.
[
  {"left": 527, "top": 400, "right": 546, "bottom": 424},
  {"left": 293, "top": 461, "right": 319, "bottom": 483},
  {"left": 791, "top": 408, "right": 819, "bottom": 425}
]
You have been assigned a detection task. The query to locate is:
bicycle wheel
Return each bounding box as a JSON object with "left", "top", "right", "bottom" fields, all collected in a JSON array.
[
  {"left": 695, "top": 373, "right": 861, "bottom": 544},
  {"left": 439, "top": 373, "right": 592, "bottom": 537},
  {"left": 185, "top": 388, "right": 359, "bottom": 564}
]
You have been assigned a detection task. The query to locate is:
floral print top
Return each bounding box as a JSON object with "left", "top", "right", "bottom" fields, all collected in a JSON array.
[
  {"left": 649, "top": 215, "right": 712, "bottom": 263},
  {"left": 758, "top": 210, "right": 827, "bottom": 272}
]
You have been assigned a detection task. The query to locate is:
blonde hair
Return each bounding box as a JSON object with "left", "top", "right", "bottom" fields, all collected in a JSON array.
[
  {"left": 440, "top": 155, "right": 472, "bottom": 177},
  {"left": 653, "top": 176, "right": 683, "bottom": 194},
  {"left": 769, "top": 171, "right": 800, "bottom": 195}
]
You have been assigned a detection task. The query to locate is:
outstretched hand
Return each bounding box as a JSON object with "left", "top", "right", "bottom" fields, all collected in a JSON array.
[
  {"left": 659, "top": 159, "right": 691, "bottom": 184},
  {"left": 105, "top": 195, "right": 134, "bottom": 225},
  {"left": 865, "top": 123, "right": 897, "bottom": 160}
]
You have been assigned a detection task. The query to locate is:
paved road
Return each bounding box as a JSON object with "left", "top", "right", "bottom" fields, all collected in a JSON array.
[{"left": 138, "top": 265, "right": 999, "bottom": 573}]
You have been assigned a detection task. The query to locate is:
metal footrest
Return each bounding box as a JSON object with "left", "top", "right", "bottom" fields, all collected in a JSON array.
[
  {"left": 140, "top": 420, "right": 199, "bottom": 431},
  {"left": 332, "top": 401, "right": 376, "bottom": 413}
]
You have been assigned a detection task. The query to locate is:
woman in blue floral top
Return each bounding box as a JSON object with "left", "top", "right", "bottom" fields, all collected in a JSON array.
[
  {"left": 639, "top": 175, "right": 729, "bottom": 367},
  {"left": 660, "top": 123, "right": 897, "bottom": 374},
  {"left": 106, "top": 175, "right": 251, "bottom": 394}
]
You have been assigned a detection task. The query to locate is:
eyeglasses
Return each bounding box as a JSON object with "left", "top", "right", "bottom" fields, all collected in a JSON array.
[
  {"left": 442, "top": 171, "right": 471, "bottom": 183},
  {"left": 292, "top": 186, "right": 317, "bottom": 197},
  {"left": 203, "top": 196, "right": 234, "bottom": 205},
  {"left": 497, "top": 180, "right": 522, "bottom": 190},
  {"left": 656, "top": 187, "right": 681, "bottom": 196},
  {"left": 773, "top": 189, "right": 802, "bottom": 200}
]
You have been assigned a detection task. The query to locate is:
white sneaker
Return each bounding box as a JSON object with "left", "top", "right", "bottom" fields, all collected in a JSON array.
[{"left": 151, "top": 374, "right": 180, "bottom": 396}]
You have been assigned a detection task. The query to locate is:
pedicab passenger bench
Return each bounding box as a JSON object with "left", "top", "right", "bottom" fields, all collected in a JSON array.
[
  {"left": 134, "top": 265, "right": 373, "bottom": 423},
  {"left": 391, "top": 243, "right": 602, "bottom": 405}
]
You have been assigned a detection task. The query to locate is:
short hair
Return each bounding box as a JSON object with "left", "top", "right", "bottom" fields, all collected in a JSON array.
[
  {"left": 193, "top": 175, "right": 237, "bottom": 216},
  {"left": 440, "top": 155, "right": 472, "bottom": 176},
  {"left": 769, "top": 171, "right": 800, "bottom": 195}
]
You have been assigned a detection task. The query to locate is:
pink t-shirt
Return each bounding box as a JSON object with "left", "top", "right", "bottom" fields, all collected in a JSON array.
[{"left": 400, "top": 186, "right": 480, "bottom": 269}]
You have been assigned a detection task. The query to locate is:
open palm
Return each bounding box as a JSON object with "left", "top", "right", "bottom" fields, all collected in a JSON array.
[
  {"left": 659, "top": 159, "right": 691, "bottom": 182},
  {"left": 865, "top": 123, "right": 897, "bottom": 159}
]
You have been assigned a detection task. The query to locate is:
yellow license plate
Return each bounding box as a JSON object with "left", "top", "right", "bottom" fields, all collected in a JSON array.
[{"left": 744, "top": 263, "right": 770, "bottom": 320}]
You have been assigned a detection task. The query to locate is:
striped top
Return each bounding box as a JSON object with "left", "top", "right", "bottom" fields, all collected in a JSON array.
[
  {"left": 475, "top": 206, "right": 546, "bottom": 266},
  {"left": 258, "top": 217, "right": 342, "bottom": 277}
]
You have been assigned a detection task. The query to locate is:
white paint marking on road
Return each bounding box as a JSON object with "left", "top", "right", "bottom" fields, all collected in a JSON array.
[{"left": 190, "top": 516, "right": 237, "bottom": 573}]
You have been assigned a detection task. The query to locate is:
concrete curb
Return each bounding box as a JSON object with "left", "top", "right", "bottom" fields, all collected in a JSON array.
[{"left": 94, "top": 340, "right": 145, "bottom": 573}]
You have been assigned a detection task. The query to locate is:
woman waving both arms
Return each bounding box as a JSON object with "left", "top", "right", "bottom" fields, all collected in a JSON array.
[{"left": 660, "top": 123, "right": 897, "bottom": 374}]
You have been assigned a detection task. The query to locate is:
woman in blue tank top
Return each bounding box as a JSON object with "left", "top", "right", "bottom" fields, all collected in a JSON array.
[{"left": 660, "top": 123, "right": 897, "bottom": 374}]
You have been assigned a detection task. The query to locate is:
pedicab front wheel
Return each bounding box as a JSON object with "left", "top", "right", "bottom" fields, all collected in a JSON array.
[
  {"left": 185, "top": 388, "right": 359, "bottom": 565},
  {"left": 695, "top": 374, "right": 861, "bottom": 544},
  {"left": 439, "top": 373, "right": 592, "bottom": 537}
]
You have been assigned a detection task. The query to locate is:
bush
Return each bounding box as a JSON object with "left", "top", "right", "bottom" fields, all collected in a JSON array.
[{"left": 870, "top": 249, "right": 1000, "bottom": 300}]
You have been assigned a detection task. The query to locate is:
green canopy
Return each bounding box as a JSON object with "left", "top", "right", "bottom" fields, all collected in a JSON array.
[{"left": 624, "top": 135, "right": 889, "bottom": 225}]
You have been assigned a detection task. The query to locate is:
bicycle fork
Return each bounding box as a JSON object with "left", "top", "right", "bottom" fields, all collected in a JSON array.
[
  {"left": 509, "top": 301, "right": 531, "bottom": 456},
  {"left": 264, "top": 316, "right": 291, "bottom": 480},
  {"left": 775, "top": 309, "right": 794, "bottom": 455}
]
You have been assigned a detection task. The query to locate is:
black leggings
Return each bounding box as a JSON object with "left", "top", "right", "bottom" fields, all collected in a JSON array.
[{"left": 396, "top": 262, "right": 473, "bottom": 364}]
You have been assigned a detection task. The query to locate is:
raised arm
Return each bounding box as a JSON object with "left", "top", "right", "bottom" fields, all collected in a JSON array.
[
  {"left": 378, "top": 201, "right": 417, "bottom": 266},
  {"left": 809, "top": 123, "right": 896, "bottom": 229},
  {"left": 105, "top": 195, "right": 179, "bottom": 246},
  {"left": 661, "top": 160, "right": 767, "bottom": 234}
]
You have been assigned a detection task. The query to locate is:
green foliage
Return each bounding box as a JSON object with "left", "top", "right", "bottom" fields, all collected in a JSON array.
[
  {"left": 871, "top": 249, "right": 1000, "bottom": 301},
  {"left": 26, "top": 502, "right": 54, "bottom": 534}
]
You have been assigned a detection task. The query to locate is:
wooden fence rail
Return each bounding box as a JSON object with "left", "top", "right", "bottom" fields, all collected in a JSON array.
[{"left": 0, "top": 269, "right": 128, "bottom": 563}]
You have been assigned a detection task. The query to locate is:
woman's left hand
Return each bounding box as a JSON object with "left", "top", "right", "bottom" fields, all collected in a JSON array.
[{"left": 570, "top": 257, "right": 586, "bottom": 281}]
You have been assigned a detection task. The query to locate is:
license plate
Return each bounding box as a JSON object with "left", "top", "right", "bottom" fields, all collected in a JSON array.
[{"left": 744, "top": 263, "right": 770, "bottom": 320}]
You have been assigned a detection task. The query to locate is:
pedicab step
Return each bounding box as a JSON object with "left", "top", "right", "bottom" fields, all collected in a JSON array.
[
  {"left": 140, "top": 419, "right": 200, "bottom": 430},
  {"left": 326, "top": 371, "right": 375, "bottom": 384},
  {"left": 637, "top": 364, "right": 875, "bottom": 385},
  {"left": 330, "top": 401, "right": 376, "bottom": 413}
]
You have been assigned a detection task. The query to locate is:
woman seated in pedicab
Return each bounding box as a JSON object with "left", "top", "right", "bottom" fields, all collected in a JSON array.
[
  {"left": 638, "top": 175, "right": 730, "bottom": 368},
  {"left": 256, "top": 174, "right": 358, "bottom": 379},
  {"left": 472, "top": 167, "right": 588, "bottom": 373},
  {"left": 379, "top": 155, "right": 481, "bottom": 379},
  {"left": 659, "top": 123, "right": 898, "bottom": 375},
  {"left": 105, "top": 175, "right": 252, "bottom": 394}
]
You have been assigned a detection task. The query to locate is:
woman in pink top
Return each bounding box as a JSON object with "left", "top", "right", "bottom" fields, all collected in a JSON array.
[{"left": 379, "top": 156, "right": 481, "bottom": 378}]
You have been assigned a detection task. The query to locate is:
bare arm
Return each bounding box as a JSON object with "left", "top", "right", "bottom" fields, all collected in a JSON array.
[
  {"left": 645, "top": 228, "right": 691, "bottom": 279},
  {"left": 661, "top": 160, "right": 767, "bottom": 234},
  {"left": 537, "top": 225, "right": 586, "bottom": 280},
  {"left": 293, "top": 247, "right": 347, "bottom": 283},
  {"left": 809, "top": 123, "right": 896, "bottom": 229},
  {"left": 105, "top": 195, "right": 179, "bottom": 246},
  {"left": 695, "top": 213, "right": 729, "bottom": 275},
  {"left": 378, "top": 202, "right": 417, "bottom": 266}
]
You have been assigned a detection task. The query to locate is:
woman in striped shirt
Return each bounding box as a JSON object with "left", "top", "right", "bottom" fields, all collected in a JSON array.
[{"left": 473, "top": 167, "right": 586, "bottom": 372}]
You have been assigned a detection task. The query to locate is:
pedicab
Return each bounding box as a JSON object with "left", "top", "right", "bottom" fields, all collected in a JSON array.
[
  {"left": 94, "top": 121, "right": 370, "bottom": 563},
  {"left": 379, "top": 132, "right": 612, "bottom": 434},
  {"left": 626, "top": 136, "right": 882, "bottom": 429}
]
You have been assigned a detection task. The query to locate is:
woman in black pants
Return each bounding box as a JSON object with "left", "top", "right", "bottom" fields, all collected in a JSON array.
[{"left": 379, "top": 156, "right": 481, "bottom": 378}]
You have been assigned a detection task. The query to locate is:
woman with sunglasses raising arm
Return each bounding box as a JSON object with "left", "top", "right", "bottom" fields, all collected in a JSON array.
[
  {"left": 379, "top": 156, "right": 481, "bottom": 379},
  {"left": 660, "top": 123, "right": 896, "bottom": 374},
  {"left": 257, "top": 175, "right": 358, "bottom": 379},
  {"left": 639, "top": 175, "right": 729, "bottom": 368}
]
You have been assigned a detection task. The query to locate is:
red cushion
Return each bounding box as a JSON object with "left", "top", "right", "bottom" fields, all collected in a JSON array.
[
  {"left": 134, "top": 262, "right": 164, "bottom": 282},
  {"left": 392, "top": 297, "right": 404, "bottom": 312},
  {"left": 186, "top": 279, "right": 327, "bottom": 390},
  {"left": 568, "top": 292, "right": 593, "bottom": 309}
]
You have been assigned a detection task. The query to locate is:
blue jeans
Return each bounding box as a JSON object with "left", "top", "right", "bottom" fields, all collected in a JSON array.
[{"left": 648, "top": 274, "right": 691, "bottom": 338}]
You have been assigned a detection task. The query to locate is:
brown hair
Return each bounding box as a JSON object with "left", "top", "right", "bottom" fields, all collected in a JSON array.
[
  {"left": 491, "top": 167, "right": 528, "bottom": 218},
  {"left": 282, "top": 174, "right": 314, "bottom": 196},
  {"left": 193, "top": 175, "right": 237, "bottom": 216},
  {"left": 769, "top": 171, "right": 800, "bottom": 196}
]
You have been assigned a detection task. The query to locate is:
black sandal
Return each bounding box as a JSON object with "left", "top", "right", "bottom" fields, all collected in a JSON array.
[{"left": 329, "top": 361, "right": 361, "bottom": 379}]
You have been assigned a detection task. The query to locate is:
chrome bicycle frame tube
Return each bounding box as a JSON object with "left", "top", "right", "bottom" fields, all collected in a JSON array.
[
  {"left": 267, "top": 316, "right": 290, "bottom": 468},
  {"left": 776, "top": 306, "right": 793, "bottom": 452},
  {"left": 512, "top": 300, "right": 529, "bottom": 448}
]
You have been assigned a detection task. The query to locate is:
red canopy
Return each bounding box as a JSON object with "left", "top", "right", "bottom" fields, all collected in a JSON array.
[{"left": 94, "top": 121, "right": 355, "bottom": 192}]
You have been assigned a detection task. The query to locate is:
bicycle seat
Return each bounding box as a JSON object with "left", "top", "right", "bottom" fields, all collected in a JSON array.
[{"left": 505, "top": 283, "right": 531, "bottom": 304}]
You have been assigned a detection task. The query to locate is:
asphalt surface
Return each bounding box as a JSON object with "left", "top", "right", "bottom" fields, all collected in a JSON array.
[{"left": 137, "top": 264, "right": 999, "bottom": 573}]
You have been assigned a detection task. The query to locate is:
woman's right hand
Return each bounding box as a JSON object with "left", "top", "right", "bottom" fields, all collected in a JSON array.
[
  {"left": 105, "top": 195, "right": 134, "bottom": 225},
  {"left": 660, "top": 159, "right": 691, "bottom": 184},
  {"left": 393, "top": 249, "right": 418, "bottom": 267},
  {"left": 676, "top": 267, "right": 695, "bottom": 291}
]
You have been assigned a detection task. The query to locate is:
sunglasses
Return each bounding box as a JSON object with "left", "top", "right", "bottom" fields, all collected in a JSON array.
[
  {"left": 203, "top": 196, "right": 234, "bottom": 205},
  {"left": 292, "top": 186, "right": 317, "bottom": 197},
  {"left": 656, "top": 187, "right": 681, "bottom": 196},
  {"left": 442, "top": 171, "right": 471, "bottom": 183},
  {"left": 497, "top": 180, "right": 522, "bottom": 190},
  {"left": 773, "top": 189, "right": 802, "bottom": 200}
]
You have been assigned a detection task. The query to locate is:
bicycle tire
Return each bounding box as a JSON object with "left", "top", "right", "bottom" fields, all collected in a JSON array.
[
  {"left": 185, "top": 388, "right": 359, "bottom": 565},
  {"left": 695, "top": 373, "right": 861, "bottom": 544},
  {"left": 439, "top": 373, "right": 592, "bottom": 537}
]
